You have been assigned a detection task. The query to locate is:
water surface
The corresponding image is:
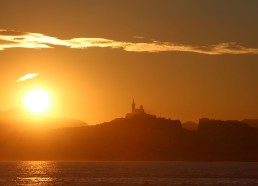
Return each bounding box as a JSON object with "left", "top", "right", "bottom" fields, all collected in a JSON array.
[{"left": 0, "top": 161, "right": 258, "bottom": 185}]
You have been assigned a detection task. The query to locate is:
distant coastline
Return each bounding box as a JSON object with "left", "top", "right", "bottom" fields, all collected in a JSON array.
[{"left": 1, "top": 109, "right": 258, "bottom": 161}]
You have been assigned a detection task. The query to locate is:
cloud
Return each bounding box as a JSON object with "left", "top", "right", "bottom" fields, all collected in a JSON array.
[
  {"left": 1, "top": 29, "right": 258, "bottom": 55},
  {"left": 17, "top": 73, "right": 39, "bottom": 82}
]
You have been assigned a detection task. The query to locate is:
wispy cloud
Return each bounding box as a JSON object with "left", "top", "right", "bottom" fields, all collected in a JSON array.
[
  {"left": 1, "top": 29, "right": 258, "bottom": 55},
  {"left": 17, "top": 73, "right": 39, "bottom": 82}
]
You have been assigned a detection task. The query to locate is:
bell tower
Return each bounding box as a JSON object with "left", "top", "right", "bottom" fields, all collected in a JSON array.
[{"left": 132, "top": 98, "right": 136, "bottom": 113}]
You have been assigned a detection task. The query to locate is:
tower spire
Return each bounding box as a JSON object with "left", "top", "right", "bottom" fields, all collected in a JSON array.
[{"left": 132, "top": 98, "right": 135, "bottom": 113}]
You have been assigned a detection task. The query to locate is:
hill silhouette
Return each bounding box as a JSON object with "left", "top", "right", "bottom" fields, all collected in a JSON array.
[
  {"left": 182, "top": 121, "right": 198, "bottom": 130},
  {"left": 242, "top": 119, "right": 258, "bottom": 129},
  {"left": 0, "top": 108, "right": 87, "bottom": 131},
  {"left": 0, "top": 113, "right": 258, "bottom": 161}
]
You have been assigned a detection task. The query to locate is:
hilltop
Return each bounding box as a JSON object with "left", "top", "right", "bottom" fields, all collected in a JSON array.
[{"left": 1, "top": 112, "right": 258, "bottom": 161}]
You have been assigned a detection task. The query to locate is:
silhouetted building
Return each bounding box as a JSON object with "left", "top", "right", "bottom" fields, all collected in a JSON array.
[{"left": 126, "top": 99, "right": 145, "bottom": 118}]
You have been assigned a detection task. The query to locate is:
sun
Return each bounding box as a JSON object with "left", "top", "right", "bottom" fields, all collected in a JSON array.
[{"left": 23, "top": 89, "right": 51, "bottom": 115}]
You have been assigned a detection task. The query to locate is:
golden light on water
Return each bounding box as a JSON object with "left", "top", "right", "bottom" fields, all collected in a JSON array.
[
  {"left": 23, "top": 89, "right": 51, "bottom": 115},
  {"left": 15, "top": 161, "right": 56, "bottom": 184}
]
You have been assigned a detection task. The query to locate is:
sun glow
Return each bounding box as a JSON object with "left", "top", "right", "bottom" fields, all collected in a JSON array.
[{"left": 23, "top": 89, "right": 51, "bottom": 115}]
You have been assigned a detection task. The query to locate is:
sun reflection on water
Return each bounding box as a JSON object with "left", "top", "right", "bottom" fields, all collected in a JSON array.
[{"left": 14, "top": 161, "right": 58, "bottom": 185}]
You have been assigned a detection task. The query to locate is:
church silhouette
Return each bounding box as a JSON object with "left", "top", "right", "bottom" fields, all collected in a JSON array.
[{"left": 126, "top": 99, "right": 145, "bottom": 118}]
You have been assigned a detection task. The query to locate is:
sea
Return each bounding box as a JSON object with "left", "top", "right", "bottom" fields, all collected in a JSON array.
[{"left": 0, "top": 161, "right": 258, "bottom": 185}]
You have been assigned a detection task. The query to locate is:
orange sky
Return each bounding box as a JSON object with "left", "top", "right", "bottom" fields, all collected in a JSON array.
[{"left": 1, "top": 0, "right": 258, "bottom": 124}]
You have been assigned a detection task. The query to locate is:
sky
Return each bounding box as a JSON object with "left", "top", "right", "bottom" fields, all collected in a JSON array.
[{"left": 1, "top": 0, "right": 258, "bottom": 124}]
